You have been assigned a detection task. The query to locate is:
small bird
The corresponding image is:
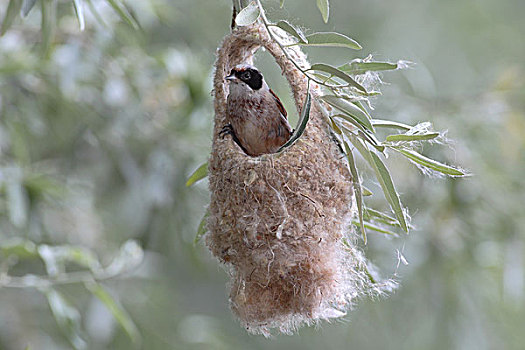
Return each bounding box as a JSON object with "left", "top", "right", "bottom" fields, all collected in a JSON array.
[{"left": 221, "top": 64, "right": 292, "bottom": 157}]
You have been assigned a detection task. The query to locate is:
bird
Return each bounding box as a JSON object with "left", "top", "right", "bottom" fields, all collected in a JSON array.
[{"left": 220, "top": 64, "right": 293, "bottom": 157}]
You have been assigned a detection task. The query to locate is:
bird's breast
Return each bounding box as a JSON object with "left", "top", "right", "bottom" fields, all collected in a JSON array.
[{"left": 227, "top": 95, "right": 290, "bottom": 156}]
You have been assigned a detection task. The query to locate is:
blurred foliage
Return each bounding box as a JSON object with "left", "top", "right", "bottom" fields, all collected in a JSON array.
[{"left": 0, "top": 0, "right": 524, "bottom": 349}]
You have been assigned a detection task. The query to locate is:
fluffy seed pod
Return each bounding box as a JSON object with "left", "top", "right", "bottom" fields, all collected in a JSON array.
[{"left": 206, "top": 23, "right": 391, "bottom": 336}]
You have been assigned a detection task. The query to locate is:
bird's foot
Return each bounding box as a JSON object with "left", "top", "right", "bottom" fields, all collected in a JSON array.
[{"left": 219, "top": 124, "right": 234, "bottom": 138}]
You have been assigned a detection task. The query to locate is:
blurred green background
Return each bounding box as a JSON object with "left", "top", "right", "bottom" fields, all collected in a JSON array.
[{"left": 0, "top": 0, "right": 524, "bottom": 349}]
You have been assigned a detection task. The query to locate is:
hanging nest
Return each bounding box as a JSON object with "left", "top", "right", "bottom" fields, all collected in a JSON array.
[{"left": 206, "top": 23, "right": 389, "bottom": 336}]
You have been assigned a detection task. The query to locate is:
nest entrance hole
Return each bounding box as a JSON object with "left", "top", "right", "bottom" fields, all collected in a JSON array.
[{"left": 250, "top": 48, "right": 299, "bottom": 126}]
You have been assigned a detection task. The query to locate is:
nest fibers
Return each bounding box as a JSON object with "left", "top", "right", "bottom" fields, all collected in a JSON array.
[{"left": 206, "top": 23, "right": 393, "bottom": 336}]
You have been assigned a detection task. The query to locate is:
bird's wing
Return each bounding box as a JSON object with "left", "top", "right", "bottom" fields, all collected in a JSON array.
[{"left": 269, "top": 88, "right": 287, "bottom": 118}]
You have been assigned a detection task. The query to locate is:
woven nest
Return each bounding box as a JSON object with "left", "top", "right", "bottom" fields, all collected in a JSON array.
[{"left": 206, "top": 23, "right": 380, "bottom": 336}]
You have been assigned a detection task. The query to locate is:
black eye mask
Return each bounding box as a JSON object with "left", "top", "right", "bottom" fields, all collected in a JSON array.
[{"left": 235, "top": 68, "right": 263, "bottom": 90}]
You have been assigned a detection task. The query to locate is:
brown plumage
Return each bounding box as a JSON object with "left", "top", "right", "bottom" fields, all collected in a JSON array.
[{"left": 221, "top": 64, "right": 292, "bottom": 156}]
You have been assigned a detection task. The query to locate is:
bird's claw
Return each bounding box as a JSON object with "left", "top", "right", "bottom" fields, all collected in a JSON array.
[{"left": 219, "top": 124, "right": 234, "bottom": 138}]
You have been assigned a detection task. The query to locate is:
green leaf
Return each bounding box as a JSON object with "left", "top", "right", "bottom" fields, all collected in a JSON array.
[
  {"left": 302, "top": 32, "right": 361, "bottom": 50},
  {"left": 194, "top": 209, "right": 210, "bottom": 244},
  {"left": 328, "top": 116, "right": 343, "bottom": 135},
  {"left": 369, "top": 152, "right": 408, "bottom": 232},
  {"left": 72, "top": 0, "right": 85, "bottom": 31},
  {"left": 1, "top": 0, "right": 23, "bottom": 35},
  {"left": 274, "top": 20, "right": 307, "bottom": 43},
  {"left": 310, "top": 63, "right": 366, "bottom": 92},
  {"left": 333, "top": 115, "right": 383, "bottom": 151},
  {"left": 386, "top": 132, "right": 439, "bottom": 142},
  {"left": 277, "top": 90, "right": 311, "bottom": 152},
  {"left": 355, "top": 221, "right": 399, "bottom": 236},
  {"left": 364, "top": 207, "right": 404, "bottom": 228},
  {"left": 45, "top": 288, "right": 87, "bottom": 350},
  {"left": 345, "top": 133, "right": 408, "bottom": 233},
  {"left": 85, "top": 282, "right": 141, "bottom": 344},
  {"left": 339, "top": 61, "right": 398, "bottom": 75},
  {"left": 1, "top": 238, "right": 37, "bottom": 259},
  {"left": 24, "top": 174, "right": 67, "bottom": 199},
  {"left": 41, "top": 0, "right": 57, "bottom": 57},
  {"left": 372, "top": 119, "right": 412, "bottom": 131},
  {"left": 38, "top": 244, "right": 102, "bottom": 275},
  {"left": 186, "top": 162, "right": 208, "bottom": 187},
  {"left": 21, "top": 0, "right": 37, "bottom": 17},
  {"left": 235, "top": 1, "right": 260, "bottom": 26},
  {"left": 321, "top": 95, "right": 374, "bottom": 132},
  {"left": 104, "top": 240, "right": 143, "bottom": 276},
  {"left": 280, "top": 0, "right": 284, "bottom": 8},
  {"left": 342, "top": 141, "right": 366, "bottom": 243},
  {"left": 362, "top": 186, "right": 373, "bottom": 196},
  {"left": 106, "top": 0, "right": 139, "bottom": 29},
  {"left": 316, "top": 0, "right": 329, "bottom": 23},
  {"left": 395, "top": 148, "right": 466, "bottom": 176},
  {"left": 85, "top": 0, "right": 106, "bottom": 27},
  {"left": 38, "top": 245, "right": 63, "bottom": 276},
  {"left": 5, "top": 168, "right": 29, "bottom": 228}
]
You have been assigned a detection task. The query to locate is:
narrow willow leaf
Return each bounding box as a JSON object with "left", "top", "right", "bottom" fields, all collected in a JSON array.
[
  {"left": 328, "top": 116, "right": 342, "bottom": 135},
  {"left": 360, "top": 221, "right": 399, "bottom": 236},
  {"left": 362, "top": 186, "right": 373, "bottom": 196},
  {"left": 321, "top": 95, "right": 374, "bottom": 132},
  {"left": 72, "top": 0, "right": 85, "bottom": 31},
  {"left": 339, "top": 61, "right": 398, "bottom": 75},
  {"left": 24, "top": 174, "right": 67, "bottom": 198},
  {"left": 275, "top": 20, "right": 307, "bottom": 43},
  {"left": 369, "top": 152, "right": 408, "bottom": 232},
  {"left": 372, "top": 119, "right": 412, "bottom": 131},
  {"left": 343, "top": 141, "right": 366, "bottom": 243},
  {"left": 185, "top": 162, "right": 208, "bottom": 187},
  {"left": 65, "top": 246, "right": 101, "bottom": 272},
  {"left": 38, "top": 245, "right": 62, "bottom": 276},
  {"left": 302, "top": 32, "right": 361, "bottom": 50},
  {"left": 41, "top": 0, "right": 56, "bottom": 57},
  {"left": 316, "top": 0, "right": 329, "bottom": 23},
  {"left": 5, "top": 169, "right": 28, "bottom": 228},
  {"left": 395, "top": 148, "right": 466, "bottom": 176},
  {"left": 1, "top": 0, "right": 23, "bottom": 35},
  {"left": 353, "top": 100, "right": 372, "bottom": 119},
  {"left": 364, "top": 207, "right": 403, "bottom": 227},
  {"left": 334, "top": 116, "right": 383, "bottom": 152},
  {"left": 86, "top": 0, "right": 106, "bottom": 27},
  {"left": 359, "top": 130, "right": 384, "bottom": 152},
  {"left": 1, "top": 238, "right": 37, "bottom": 259},
  {"left": 310, "top": 63, "right": 366, "bottom": 92},
  {"left": 333, "top": 114, "right": 367, "bottom": 134},
  {"left": 386, "top": 132, "right": 439, "bottom": 142},
  {"left": 21, "top": 0, "right": 37, "bottom": 17},
  {"left": 104, "top": 240, "right": 143, "bottom": 277},
  {"left": 106, "top": 0, "right": 139, "bottom": 29},
  {"left": 235, "top": 1, "right": 260, "bottom": 26},
  {"left": 38, "top": 244, "right": 102, "bottom": 274},
  {"left": 278, "top": 90, "right": 311, "bottom": 151},
  {"left": 280, "top": 0, "right": 284, "bottom": 8},
  {"left": 85, "top": 282, "right": 141, "bottom": 344},
  {"left": 310, "top": 73, "right": 344, "bottom": 88},
  {"left": 345, "top": 132, "right": 408, "bottom": 232},
  {"left": 194, "top": 209, "right": 210, "bottom": 244},
  {"left": 45, "top": 289, "right": 87, "bottom": 349}
]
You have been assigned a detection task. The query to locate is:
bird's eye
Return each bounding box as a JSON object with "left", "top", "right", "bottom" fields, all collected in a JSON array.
[{"left": 242, "top": 71, "right": 251, "bottom": 80}]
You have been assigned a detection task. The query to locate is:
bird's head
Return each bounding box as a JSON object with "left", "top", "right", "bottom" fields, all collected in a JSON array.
[{"left": 225, "top": 64, "right": 264, "bottom": 91}]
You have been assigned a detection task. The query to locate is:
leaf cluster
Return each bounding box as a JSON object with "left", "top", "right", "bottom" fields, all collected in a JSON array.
[
  {"left": 1, "top": 238, "right": 143, "bottom": 347},
  {"left": 1, "top": 0, "right": 139, "bottom": 56},
  {"left": 188, "top": 0, "right": 467, "bottom": 243}
]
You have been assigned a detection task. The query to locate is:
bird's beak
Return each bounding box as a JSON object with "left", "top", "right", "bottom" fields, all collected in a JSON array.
[{"left": 225, "top": 73, "right": 237, "bottom": 81}]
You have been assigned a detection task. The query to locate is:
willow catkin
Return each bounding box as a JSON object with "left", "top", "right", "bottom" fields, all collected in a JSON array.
[{"left": 206, "top": 23, "right": 386, "bottom": 336}]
